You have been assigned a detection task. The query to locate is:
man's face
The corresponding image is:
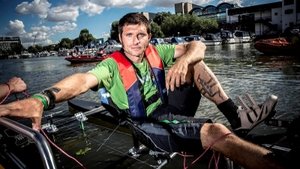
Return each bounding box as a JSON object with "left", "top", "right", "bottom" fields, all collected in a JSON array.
[{"left": 119, "top": 24, "right": 151, "bottom": 62}]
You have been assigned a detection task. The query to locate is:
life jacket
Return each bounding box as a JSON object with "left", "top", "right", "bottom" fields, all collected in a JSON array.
[{"left": 100, "top": 45, "right": 168, "bottom": 121}]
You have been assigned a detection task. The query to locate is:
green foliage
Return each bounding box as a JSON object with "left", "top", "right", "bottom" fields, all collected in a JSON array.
[
  {"left": 77, "top": 29, "right": 95, "bottom": 46},
  {"left": 58, "top": 38, "right": 73, "bottom": 49},
  {"left": 23, "top": 14, "right": 219, "bottom": 52},
  {"left": 153, "top": 12, "right": 172, "bottom": 25},
  {"left": 151, "top": 22, "right": 164, "bottom": 38},
  {"left": 110, "top": 21, "right": 119, "bottom": 42},
  {"left": 108, "top": 12, "right": 218, "bottom": 39},
  {"left": 27, "top": 45, "right": 43, "bottom": 54},
  {"left": 160, "top": 14, "right": 218, "bottom": 37},
  {"left": 54, "top": 29, "right": 95, "bottom": 50}
]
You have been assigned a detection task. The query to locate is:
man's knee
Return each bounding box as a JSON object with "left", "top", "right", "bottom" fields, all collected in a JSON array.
[
  {"left": 202, "top": 123, "right": 230, "bottom": 135},
  {"left": 200, "top": 123, "right": 231, "bottom": 148}
]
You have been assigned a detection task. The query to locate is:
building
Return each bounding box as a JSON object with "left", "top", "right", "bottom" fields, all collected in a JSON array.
[
  {"left": 0, "top": 36, "right": 22, "bottom": 58},
  {"left": 175, "top": 2, "right": 201, "bottom": 15},
  {"left": 176, "top": 2, "right": 235, "bottom": 24},
  {"left": 178, "top": 1, "right": 299, "bottom": 36},
  {"left": 141, "top": 12, "right": 157, "bottom": 21},
  {"left": 281, "top": 0, "right": 299, "bottom": 31},
  {"left": 0, "top": 37, "right": 21, "bottom": 50},
  {"left": 228, "top": 0, "right": 299, "bottom": 35}
]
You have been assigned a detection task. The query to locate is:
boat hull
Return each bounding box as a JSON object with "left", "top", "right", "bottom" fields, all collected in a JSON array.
[
  {"left": 65, "top": 56, "right": 104, "bottom": 63},
  {"left": 254, "top": 37, "right": 298, "bottom": 55}
]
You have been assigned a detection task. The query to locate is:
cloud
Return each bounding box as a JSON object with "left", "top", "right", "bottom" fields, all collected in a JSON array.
[
  {"left": 46, "top": 5, "right": 79, "bottom": 22},
  {"left": 217, "top": 0, "right": 243, "bottom": 7},
  {"left": 52, "top": 22, "right": 77, "bottom": 33},
  {"left": 11, "top": 0, "right": 217, "bottom": 47},
  {"left": 16, "top": 0, "right": 51, "bottom": 19},
  {"left": 5, "top": 20, "right": 52, "bottom": 47},
  {"left": 15, "top": 0, "right": 214, "bottom": 24},
  {"left": 148, "top": 0, "right": 212, "bottom": 7},
  {"left": 5, "top": 19, "right": 78, "bottom": 47},
  {"left": 66, "top": 0, "right": 105, "bottom": 16},
  {"left": 20, "top": 25, "right": 52, "bottom": 47},
  {"left": 90, "top": 0, "right": 212, "bottom": 9},
  {"left": 6, "top": 20, "right": 26, "bottom": 36}
]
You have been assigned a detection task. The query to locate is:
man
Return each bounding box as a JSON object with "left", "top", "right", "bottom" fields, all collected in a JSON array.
[
  {"left": 0, "top": 77, "right": 27, "bottom": 102},
  {"left": 0, "top": 13, "right": 283, "bottom": 169}
]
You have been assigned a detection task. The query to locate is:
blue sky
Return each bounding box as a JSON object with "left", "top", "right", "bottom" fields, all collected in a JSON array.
[{"left": 0, "top": 0, "right": 280, "bottom": 48}]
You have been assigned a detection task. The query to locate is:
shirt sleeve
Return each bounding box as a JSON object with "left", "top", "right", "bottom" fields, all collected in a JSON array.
[
  {"left": 88, "top": 58, "right": 116, "bottom": 89},
  {"left": 155, "top": 44, "right": 176, "bottom": 67}
]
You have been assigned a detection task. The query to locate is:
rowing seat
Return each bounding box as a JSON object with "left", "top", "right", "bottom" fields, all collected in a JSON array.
[{"left": 98, "top": 84, "right": 202, "bottom": 168}]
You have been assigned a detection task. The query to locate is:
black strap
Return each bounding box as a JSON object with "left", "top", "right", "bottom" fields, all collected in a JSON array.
[{"left": 143, "top": 93, "right": 160, "bottom": 108}]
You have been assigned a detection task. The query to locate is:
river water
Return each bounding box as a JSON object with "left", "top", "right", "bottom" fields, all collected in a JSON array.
[
  {"left": 1, "top": 43, "right": 300, "bottom": 125},
  {"left": 1, "top": 43, "right": 300, "bottom": 168}
]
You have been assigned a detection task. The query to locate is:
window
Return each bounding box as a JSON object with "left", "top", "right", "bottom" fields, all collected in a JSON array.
[
  {"left": 284, "top": 9, "right": 293, "bottom": 14},
  {"left": 284, "top": 0, "right": 294, "bottom": 6}
]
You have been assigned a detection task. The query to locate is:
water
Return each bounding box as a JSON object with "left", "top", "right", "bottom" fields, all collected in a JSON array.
[
  {"left": 1, "top": 43, "right": 300, "bottom": 168},
  {"left": 1, "top": 43, "right": 300, "bottom": 124}
]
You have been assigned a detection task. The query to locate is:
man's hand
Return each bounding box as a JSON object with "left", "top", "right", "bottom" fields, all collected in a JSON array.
[
  {"left": 166, "top": 58, "right": 191, "bottom": 91},
  {"left": 7, "top": 77, "right": 27, "bottom": 93},
  {"left": 166, "top": 41, "right": 206, "bottom": 91},
  {"left": 0, "top": 98, "right": 43, "bottom": 130}
]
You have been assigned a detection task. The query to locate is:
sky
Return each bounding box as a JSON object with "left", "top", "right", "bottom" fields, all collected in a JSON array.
[{"left": 0, "top": 0, "right": 280, "bottom": 48}]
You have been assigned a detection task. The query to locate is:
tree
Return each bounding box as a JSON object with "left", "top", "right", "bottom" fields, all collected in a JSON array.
[
  {"left": 160, "top": 14, "right": 218, "bottom": 37},
  {"left": 74, "top": 29, "right": 96, "bottom": 47},
  {"left": 153, "top": 12, "right": 172, "bottom": 25},
  {"left": 151, "top": 22, "right": 164, "bottom": 38},
  {"left": 110, "top": 21, "right": 119, "bottom": 42},
  {"left": 58, "top": 38, "right": 73, "bottom": 49}
]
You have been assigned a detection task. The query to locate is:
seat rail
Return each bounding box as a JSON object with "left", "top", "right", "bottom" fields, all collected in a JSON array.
[{"left": 0, "top": 117, "right": 57, "bottom": 169}]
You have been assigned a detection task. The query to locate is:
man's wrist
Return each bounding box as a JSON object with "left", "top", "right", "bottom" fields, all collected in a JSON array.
[
  {"left": 31, "top": 94, "right": 49, "bottom": 110},
  {"left": 31, "top": 87, "right": 59, "bottom": 111},
  {"left": 4, "top": 83, "right": 10, "bottom": 91},
  {"left": 41, "top": 88, "right": 57, "bottom": 110}
]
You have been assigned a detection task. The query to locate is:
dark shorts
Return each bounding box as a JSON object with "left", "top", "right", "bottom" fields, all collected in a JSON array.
[{"left": 132, "top": 104, "right": 212, "bottom": 153}]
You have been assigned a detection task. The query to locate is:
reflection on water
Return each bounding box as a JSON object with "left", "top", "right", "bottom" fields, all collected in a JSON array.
[
  {"left": 1, "top": 44, "right": 300, "bottom": 168},
  {"left": 1, "top": 44, "right": 299, "bottom": 123},
  {"left": 196, "top": 43, "right": 300, "bottom": 125}
]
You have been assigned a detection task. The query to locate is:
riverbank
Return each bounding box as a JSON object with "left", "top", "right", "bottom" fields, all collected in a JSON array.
[{"left": 1, "top": 43, "right": 300, "bottom": 168}]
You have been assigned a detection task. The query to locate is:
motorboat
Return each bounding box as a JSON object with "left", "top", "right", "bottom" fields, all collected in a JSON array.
[
  {"left": 217, "top": 30, "right": 254, "bottom": 44},
  {"left": 65, "top": 47, "right": 104, "bottom": 64},
  {"left": 201, "top": 33, "right": 222, "bottom": 46},
  {"left": 254, "top": 37, "right": 299, "bottom": 56}
]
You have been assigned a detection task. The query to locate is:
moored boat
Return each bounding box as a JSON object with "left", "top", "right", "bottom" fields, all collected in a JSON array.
[
  {"left": 65, "top": 55, "right": 105, "bottom": 63},
  {"left": 254, "top": 37, "right": 299, "bottom": 55},
  {"left": 65, "top": 47, "right": 106, "bottom": 63}
]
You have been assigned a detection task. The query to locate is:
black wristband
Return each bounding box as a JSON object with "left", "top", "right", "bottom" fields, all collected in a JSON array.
[{"left": 41, "top": 89, "right": 56, "bottom": 110}]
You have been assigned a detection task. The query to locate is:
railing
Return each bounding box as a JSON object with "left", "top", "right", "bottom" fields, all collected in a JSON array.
[{"left": 0, "top": 117, "right": 57, "bottom": 169}]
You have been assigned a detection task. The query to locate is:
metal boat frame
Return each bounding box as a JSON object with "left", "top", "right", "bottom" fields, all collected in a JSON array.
[{"left": 0, "top": 117, "right": 57, "bottom": 169}]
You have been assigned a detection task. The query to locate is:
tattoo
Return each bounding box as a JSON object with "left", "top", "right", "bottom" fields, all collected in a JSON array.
[
  {"left": 195, "top": 68, "right": 225, "bottom": 100},
  {"left": 46, "top": 87, "right": 61, "bottom": 93}
]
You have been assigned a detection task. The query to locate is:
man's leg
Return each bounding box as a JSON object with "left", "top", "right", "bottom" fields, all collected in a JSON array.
[
  {"left": 191, "top": 61, "right": 241, "bottom": 129},
  {"left": 168, "top": 84, "right": 201, "bottom": 117},
  {"left": 191, "top": 61, "right": 278, "bottom": 133},
  {"left": 200, "top": 123, "right": 285, "bottom": 169}
]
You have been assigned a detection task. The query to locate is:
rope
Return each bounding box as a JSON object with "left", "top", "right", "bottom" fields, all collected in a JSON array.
[
  {"left": 41, "top": 129, "right": 87, "bottom": 169},
  {"left": 96, "top": 123, "right": 120, "bottom": 151},
  {"left": 180, "top": 132, "right": 232, "bottom": 169},
  {"left": 64, "top": 122, "right": 158, "bottom": 168},
  {"left": 0, "top": 83, "right": 11, "bottom": 104},
  {"left": 1, "top": 89, "right": 87, "bottom": 169},
  {"left": 0, "top": 87, "right": 233, "bottom": 169}
]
